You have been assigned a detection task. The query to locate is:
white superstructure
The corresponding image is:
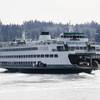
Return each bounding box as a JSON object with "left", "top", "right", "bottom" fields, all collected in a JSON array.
[{"left": 58, "top": 32, "right": 89, "bottom": 51}]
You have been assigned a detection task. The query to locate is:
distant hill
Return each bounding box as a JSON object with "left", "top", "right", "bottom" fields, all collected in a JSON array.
[{"left": 0, "top": 20, "right": 100, "bottom": 42}]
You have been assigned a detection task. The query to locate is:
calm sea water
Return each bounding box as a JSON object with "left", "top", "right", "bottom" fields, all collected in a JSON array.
[{"left": 0, "top": 68, "right": 100, "bottom": 100}]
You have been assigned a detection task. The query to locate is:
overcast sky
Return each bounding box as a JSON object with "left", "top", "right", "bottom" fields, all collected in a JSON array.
[{"left": 0, "top": 0, "right": 100, "bottom": 24}]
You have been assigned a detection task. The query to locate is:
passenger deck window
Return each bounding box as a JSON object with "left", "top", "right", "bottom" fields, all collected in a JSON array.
[
  {"left": 45, "top": 54, "right": 49, "bottom": 58},
  {"left": 33, "top": 55, "right": 36, "bottom": 58},
  {"left": 41, "top": 54, "right": 44, "bottom": 58},
  {"left": 54, "top": 54, "right": 58, "bottom": 58},
  {"left": 37, "top": 55, "right": 40, "bottom": 58},
  {"left": 50, "top": 54, "right": 53, "bottom": 57}
]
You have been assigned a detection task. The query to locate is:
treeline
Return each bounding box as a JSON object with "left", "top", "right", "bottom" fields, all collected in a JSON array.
[{"left": 0, "top": 20, "right": 100, "bottom": 42}]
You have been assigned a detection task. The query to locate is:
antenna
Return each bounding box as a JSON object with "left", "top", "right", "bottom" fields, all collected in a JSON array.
[
  {"left": 68, "top": 21, "right": 74, "bottom": 32},
  {"left": 22, "top": 31, "right": 26, "bottom": 40}
]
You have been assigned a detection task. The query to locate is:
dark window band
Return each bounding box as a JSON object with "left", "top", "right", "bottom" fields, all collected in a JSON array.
[
  {"left": 0, "top": 54, "right": 58, "bottom": 58},
  {"left": 0, "top": 47, "right": 38, "bottom": 52}
]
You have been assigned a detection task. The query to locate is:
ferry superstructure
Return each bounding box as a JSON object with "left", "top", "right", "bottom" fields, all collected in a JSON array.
[{"left": 0, "top": 32, "right": 99, "bottom": 73}]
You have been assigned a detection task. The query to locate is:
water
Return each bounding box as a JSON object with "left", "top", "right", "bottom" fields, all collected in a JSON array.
[{"left": 0, "top": 68, "right": 100, "bottom": 100}]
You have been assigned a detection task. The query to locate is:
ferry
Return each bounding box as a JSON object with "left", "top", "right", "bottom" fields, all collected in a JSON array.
[{"left": 0, "top": 31, "right": 99, "bottom": 74}]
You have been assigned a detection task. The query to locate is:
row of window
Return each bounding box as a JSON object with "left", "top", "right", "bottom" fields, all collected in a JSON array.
[
  {"left": 0, "top": 54, "right": 58, "bottom": 58},
  {"left": 69, "top": 46, "right": 87, "bottom": 50},
  {"left": 1, "top": 62, "right": 33, "bottom": 65},
  {"left": 0, "top": 47, "right": 38, "bottom": 52},
  {"left": 67, "top": 42, "right": 85, "bottom": 45},
  {"left": 61, "top": 36, "right": 85, "bottom": 38}
]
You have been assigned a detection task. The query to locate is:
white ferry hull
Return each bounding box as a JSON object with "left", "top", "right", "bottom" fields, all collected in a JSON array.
[{"left": 0, "top": 51, "right": 96, "bottom": 74}]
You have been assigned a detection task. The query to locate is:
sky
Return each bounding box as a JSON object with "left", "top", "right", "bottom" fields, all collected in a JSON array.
[{"left": 0, "top": 0, "right": 100, "bottom": 24}]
